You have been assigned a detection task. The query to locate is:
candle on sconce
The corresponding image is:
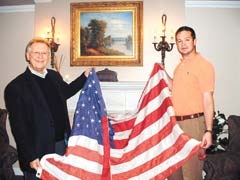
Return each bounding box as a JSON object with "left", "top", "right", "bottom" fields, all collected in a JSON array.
[
  {"left": 170, "top": 29, "right": 175, "bottom": 43},
  {"left": 161, "top": 14, "right": 167, "bottom": 36},
  {"left": 154, "top": 36, "right": 157, "bottom": 43},
  {"left": 44, "top": 26, "right": 51, "bottom": 39},
  {"left": 55, "top": 32, "right": 61, "bottom": 44},
  {"left": 162, "top": 26, "right": 166, "bottom": 37},
  {"left": 152, "top": 14, "right": 175, "bottom": 67}
]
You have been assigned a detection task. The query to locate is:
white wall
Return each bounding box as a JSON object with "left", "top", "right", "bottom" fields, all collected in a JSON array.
[
  {"left": 0, "top": 9, "right": 35, "bottom": 173},
  {"left": 0, "top": 11, "right": 35, "bottom": 143},
  {"left": 0, "top": 11, "right": 35, "bottom": 108},
  {"left": 33, "top": 0, "right": 184, "bottom": 82},
  {"left": 185, "top": 5, "right": 240, "bottom": 117}
]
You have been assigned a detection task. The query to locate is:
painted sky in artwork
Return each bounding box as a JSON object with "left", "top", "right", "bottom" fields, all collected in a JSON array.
[{"left": 80, "top": 11, "right": 133, "bottom": 38}]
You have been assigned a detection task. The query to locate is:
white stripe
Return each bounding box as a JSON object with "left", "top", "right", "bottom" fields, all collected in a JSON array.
[
  {"left": 40, "top": 153, "right": 103, "bottom": 177},
  {"left": 111, "top": 107, "right": 175, "bottom": 159},
  {"left": 111, "top": 124, "right": 188, "bottom": 174},
  {"left": 61, "top": 154, "right": 103, "bottom": 174},
  {"left": 113, "top": 129, "right": 132, "bottom": 140},
  {"left": 109, "top": 70, "right": 167, "bottom": 123},
  {"left": 137, "top": 70, "right": 167, "bottom": 107},
  {"left": 135, "top": 87, "right": 171, "bottom": 125},
  {"left": 111, "top": 108, "right": 178, "bottom": 158},
  {"left": 113, "top": 87, "right": 172, "bottom": 141},
  {"left": 40, "top": 154, "right": 83, "bottom": 180},
  {"left": 68, "top": 135, "right": 104, "bottom": 155},
  {"left": 128, "top": 138, "right": 200, "bottom": 180}
]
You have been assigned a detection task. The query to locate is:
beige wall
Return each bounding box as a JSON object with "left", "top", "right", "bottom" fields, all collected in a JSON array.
[
  {"left": 185, "top": 6, "right": 240, "bottom": 117},
  {"left": 0, "top": 12, "right": 34, "bottom": 108},
  {"left": 0, "top": 10, "right": 35, "bottom": 172},
  {"left": 32, "top": 0, "right": 184, "bottom": 82}
]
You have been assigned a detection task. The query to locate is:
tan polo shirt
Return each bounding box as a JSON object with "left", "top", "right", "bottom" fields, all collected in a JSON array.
[{"left": 171, "top": 53, "right": 215, "bottom": 116}]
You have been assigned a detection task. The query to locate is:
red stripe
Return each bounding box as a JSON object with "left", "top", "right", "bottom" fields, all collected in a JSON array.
[
  {"left": 40, "top": 169, "right": 58, "bottom": 180},
  {"left": 111, "top": 117, "right": 176, "bottom": 165},
  {"left": 112, "top": 128, "right": 200, "bottom": 179},
  {"left": 101, "top": 116, "right": 111, "bottom": 180},
  {"left": 66, "top": 145, "right": 102, "bottom": 163},
  {"left": 149, "top": 63, "right": 162, "bottom": 78},
  {"left": 111, "top": 116, "right": 136, "bottom": 132},
  {"left": 45, "top": 158, "right": 102, "bottom": 180},
  {"left": 139, "top": 79, "right": 168, "bottom": 110},
  {"left": 150, "top": 145, "right": 201, "bottom": 180},
  {"left": 112, "top": 70, "right": 167, "bottom": 133},
  {"left": 113, "top": 97, "right": 172, "bottom": 149}
]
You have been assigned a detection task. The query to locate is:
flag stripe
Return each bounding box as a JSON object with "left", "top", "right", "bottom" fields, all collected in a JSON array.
[
  {"left": 39, "top": 63, "right": 201, "bottom": 180},
  {"left": 112, "top": 87, "right": 172, "bottom": 149},
  {"left": 44, "top": 157, "right": 102, "bottom": 180}
]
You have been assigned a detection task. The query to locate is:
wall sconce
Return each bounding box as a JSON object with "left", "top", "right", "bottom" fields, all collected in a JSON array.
[
  {"left": 152, "top": 14, "right": 174, "bottom": 67},
  {"left": 46, "top": 16, "right": 60, "bottom": 68}
]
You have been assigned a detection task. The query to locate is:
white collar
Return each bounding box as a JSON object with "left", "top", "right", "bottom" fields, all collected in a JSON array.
[{"left": 28, "top": 65, "right": 48, "bottom": 78}]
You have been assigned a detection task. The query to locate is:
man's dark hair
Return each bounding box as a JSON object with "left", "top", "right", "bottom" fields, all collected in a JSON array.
[{"left": 175, "top": 26, "right": 196, "bottom": 39}]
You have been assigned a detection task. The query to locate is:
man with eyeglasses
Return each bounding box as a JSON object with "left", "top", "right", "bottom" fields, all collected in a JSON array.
[{"left": 4, "top": 37, "right": 92, "bottom": 180}]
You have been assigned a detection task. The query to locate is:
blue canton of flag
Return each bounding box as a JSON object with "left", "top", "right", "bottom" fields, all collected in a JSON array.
[{"left": 71, "top": 70, "right": 114, "bottom": 146}]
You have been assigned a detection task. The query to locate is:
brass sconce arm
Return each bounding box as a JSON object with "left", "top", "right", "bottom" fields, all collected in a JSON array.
[{"left": 152, "top": 14, "right": 174, "bottom": 67}]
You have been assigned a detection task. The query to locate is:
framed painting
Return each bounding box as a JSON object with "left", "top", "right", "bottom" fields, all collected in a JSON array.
[{"left": 70, "top": 1, "right": 143, "bottom": 66}]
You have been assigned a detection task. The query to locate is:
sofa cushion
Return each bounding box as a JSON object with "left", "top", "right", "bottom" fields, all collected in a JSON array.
[
  {"left": 227, "top": 115, "right": 240, "bottom": 152},
  {"left": 0, "top": 144, "right": 18, "bottom": 167},
  {"left": 0, "top": 108, "right": 18, "bottom": 168},
  {"left": 204, "top": 152, "right": 240, "bottom": 180},
  {"left": 0, "top": 109, "right": 9, "bottom": 144},
  {"left": 203, "top": 115, "right": 240, "bottom": 180}
]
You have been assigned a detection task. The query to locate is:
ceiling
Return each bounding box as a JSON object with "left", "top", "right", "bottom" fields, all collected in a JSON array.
[
  {"left": 0, "top": 0, "right": 35, "bottom": 6},
  {"left": 1, "top": 0, "right": 240, "bottom": 6}
]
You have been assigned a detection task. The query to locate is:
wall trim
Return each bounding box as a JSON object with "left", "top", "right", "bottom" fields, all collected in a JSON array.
[
  {"left": 0, "top": 5, "right": 35, "bottom": 13},
  {"left": 34, "top": 0, "right": 52, "bottom": 3},
  {"left": 186, "top": 1, "right": 240, "bottom": 8}
]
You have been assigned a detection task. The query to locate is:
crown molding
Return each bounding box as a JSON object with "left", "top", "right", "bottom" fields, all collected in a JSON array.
[
  {"left": 0, "top": 0, "right": 52, "bottom": 13},
  {"left": 0, "top": 5, "right": 35, "bottom": 13},
  {"left": 0, "top": 1, "right": 239, "bottom": 13},
  {"left": 186, "top": 1, "right": 240, "bottom": 8},
  {"left": 34, "top": 0, "right": 52, "bottom": 3}
]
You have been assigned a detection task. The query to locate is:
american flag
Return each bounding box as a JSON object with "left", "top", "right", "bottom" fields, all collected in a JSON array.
[{"left": 37, "top": 63, "right": 201, "bottom": 180}]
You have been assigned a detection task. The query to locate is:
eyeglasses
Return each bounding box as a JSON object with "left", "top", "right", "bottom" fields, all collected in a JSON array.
[{"left": 31, "top": 51, "right": 49, "bottom": 57}]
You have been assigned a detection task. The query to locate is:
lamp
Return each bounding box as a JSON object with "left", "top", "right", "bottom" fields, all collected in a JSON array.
[
  {"left": 152, "top": 14, "right": 174, "bottom": 67},
  {"left": 46, "top": 16, "right": 60, "bottom": 68}
]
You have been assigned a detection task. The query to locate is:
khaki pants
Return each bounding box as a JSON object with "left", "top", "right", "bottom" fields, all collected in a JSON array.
[{"left": 168, "top": 116, "right": 205, "bottom": 180}]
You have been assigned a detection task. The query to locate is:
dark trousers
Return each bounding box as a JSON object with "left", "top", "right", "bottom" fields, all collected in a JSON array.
[{"left": 24, "top": 140, "right": 66, "bottom": 180}]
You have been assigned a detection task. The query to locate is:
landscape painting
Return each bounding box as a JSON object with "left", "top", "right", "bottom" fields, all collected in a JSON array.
[
  {"left": 80, "top": 12, "right": 133, "bottom": 57},
  {"left": 70, "top": 1, "right": 143, "bottom": 66}
]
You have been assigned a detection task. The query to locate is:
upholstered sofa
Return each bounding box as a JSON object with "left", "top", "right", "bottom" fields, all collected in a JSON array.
[
  {"left": 0, "top": 108, "right": 18, "bottom": 180},
  {"left": 203, "top": 115, "right": 240, "bottom": 180}
]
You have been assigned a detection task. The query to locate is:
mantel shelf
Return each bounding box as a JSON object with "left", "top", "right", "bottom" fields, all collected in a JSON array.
[{"left": 67, "top": 81, "right": 146, "bottom": 114}]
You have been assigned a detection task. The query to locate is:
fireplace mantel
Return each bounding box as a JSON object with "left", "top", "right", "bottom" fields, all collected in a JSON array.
[{"left": 67, "top": 81, "right": 146, "bottom": 115}]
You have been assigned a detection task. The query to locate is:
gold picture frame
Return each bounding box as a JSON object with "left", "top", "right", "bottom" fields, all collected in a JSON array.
[{"left": 70, "top": 1, "right": 143, "bottom": 66}]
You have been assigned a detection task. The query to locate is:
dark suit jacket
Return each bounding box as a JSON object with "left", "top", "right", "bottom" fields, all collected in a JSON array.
[{"left": 4, "top": 67, "right": 87, "bottom": 173}]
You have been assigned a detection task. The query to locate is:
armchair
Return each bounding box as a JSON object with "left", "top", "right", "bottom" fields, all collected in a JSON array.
[
  {"left": 0, "top": 108, "right": 18, "bottom": 180},
  {"left": 203, "top": 115, "right": 240, "bottom": 180}
]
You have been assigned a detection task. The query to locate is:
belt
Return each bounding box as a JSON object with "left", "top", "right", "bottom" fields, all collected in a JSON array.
[{"left": 175, "top": 112, "right": 204, "bottom": 121}]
